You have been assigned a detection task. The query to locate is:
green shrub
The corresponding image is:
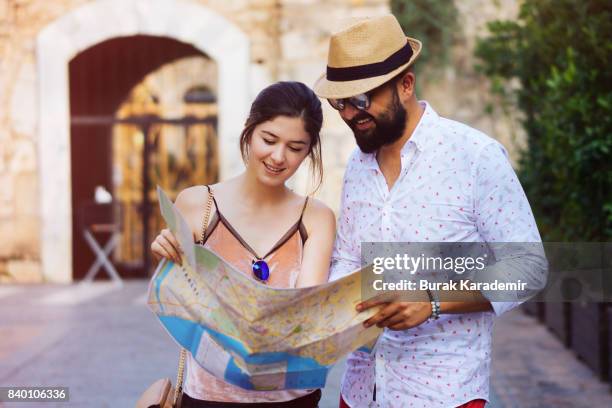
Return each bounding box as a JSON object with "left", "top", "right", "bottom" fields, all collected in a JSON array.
[
  {"left": 391, "top": 0, "right": 459, "bottom": 71},
  {"left": 475, "top": 0, "right": 612, "bottom": 240}
]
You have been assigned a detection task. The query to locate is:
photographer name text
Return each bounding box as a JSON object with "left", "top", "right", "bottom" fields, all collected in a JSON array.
[{"left": 372, "top": 279, "right": 527, "bottom": 292}]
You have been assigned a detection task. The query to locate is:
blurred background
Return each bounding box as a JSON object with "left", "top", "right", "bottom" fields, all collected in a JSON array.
[{"left": 0, "top": 0, "right": 610, "bottom": 407}]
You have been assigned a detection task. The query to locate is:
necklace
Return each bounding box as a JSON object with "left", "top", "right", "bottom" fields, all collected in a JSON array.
[{"left": 252, "top": 259, "right": 270, "bottom": 282}]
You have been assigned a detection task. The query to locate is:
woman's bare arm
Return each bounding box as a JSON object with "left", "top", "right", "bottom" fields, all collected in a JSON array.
[
  {"left": 174, "top": 186, "right": 210, "bottom": 241},
  {"left": 296, "top": 199, "right": 336, "bottom": 288}
]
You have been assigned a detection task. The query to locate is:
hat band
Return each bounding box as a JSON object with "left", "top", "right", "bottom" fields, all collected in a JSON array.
[{"left": 326, "top": 41, "right": 413, "bottom": 82}]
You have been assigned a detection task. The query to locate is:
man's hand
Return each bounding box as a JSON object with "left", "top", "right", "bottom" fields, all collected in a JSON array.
[{"left": 357, "top": 299, "right": 432, "bottom": 331}]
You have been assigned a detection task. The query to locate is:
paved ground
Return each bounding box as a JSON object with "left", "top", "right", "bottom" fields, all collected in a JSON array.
[
  {"left": 0, "top": 281, "right": 611, "bottom": 407},
  {"left": 490, "top": 309, "right": 612, "bottom": 408}
]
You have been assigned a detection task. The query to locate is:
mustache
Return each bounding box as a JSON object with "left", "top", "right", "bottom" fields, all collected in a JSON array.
[{"left": 348, "top": 113, "right": 375, "bottom": 128}]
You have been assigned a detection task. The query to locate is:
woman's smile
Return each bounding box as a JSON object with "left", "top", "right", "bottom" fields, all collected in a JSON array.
[{"left": 263, "top": 161, "right": 286, "bottom": 175}]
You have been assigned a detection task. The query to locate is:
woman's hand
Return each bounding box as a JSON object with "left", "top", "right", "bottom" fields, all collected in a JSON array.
[{"left": 150, "top": 228, "right": 182, "bottom": 264}]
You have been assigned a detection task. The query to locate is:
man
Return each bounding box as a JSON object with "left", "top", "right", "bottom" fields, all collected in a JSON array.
[{"left": 313, "top": 15, "right": 547, "bottom": 408}]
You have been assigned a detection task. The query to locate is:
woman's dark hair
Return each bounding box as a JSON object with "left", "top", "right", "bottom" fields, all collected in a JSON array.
[{"left": 239, "top": 81, "right": 323, "bottom": 191}]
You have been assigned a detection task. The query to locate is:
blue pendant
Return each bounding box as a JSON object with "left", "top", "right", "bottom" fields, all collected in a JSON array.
[{"left": 252, "top": 260, "right": 270, "bottom": 282}]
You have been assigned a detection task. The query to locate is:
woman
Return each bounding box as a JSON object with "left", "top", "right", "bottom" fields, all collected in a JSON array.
[{"left": 151, "top": 81, "right": 335, "bottom": 407}]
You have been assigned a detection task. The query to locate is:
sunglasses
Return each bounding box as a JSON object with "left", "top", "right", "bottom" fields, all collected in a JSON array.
[
  {"left": 328, "top": 76, "right": 402, "bottom": 111},
  {"left": 327, "top": 92, "right": 372, "bottom": 111}
]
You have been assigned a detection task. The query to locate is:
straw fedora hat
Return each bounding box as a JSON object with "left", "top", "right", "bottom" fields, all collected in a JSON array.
[{"left": 313, "top": 15, "right": 422, "bottom": 99}]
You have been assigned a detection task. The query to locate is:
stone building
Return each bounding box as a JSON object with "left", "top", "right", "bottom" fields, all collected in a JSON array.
[{"left": 0, "top": 0, "right": 521, "bottom": 284}]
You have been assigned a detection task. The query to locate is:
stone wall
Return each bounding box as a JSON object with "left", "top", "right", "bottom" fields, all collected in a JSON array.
[
  {"left": 286, "top": 0, "right": 524, "bottom": 213},
  {"left": 0, "top": 0, "right": 521, "bottom": 283},
  {"left": 0, "top": 0, "right": 387, "bottom": 282},
  {"left": 277, "top": 0, "right": 390, "bottom": 211},
  {"left": 420, "top": 0, "right": 523, "bottom": 161},
  {"left": 0, "top": 0, "right": 59, "bottom": 282}
]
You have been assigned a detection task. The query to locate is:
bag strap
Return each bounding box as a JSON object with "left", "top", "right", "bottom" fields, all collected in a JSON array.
[
  {"left": 173, "top": 349, "right": 187, "bottom": 407},
  {"left": 200, "top": 186, "right": 214, "bottom": 244},
  {"left": 172, "top": 187, "right": 213, "bottom": 407}
]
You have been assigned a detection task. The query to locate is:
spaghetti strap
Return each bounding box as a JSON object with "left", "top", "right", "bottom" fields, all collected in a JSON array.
[
  {"left": 296, "top": 197, "right": 309, "bottom": 243},
  {"left": 298, "top": 197, "right": 309, "bottom": 222},
  {"left": 198, "top": 185, "right": 220, "bottom": 245},
  {"left": 207, "top": 194, "right": 310, "bottom": 258}
]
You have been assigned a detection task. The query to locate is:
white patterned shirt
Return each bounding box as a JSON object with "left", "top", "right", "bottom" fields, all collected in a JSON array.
[{"left": 330, "top": 102, "right": 546, "bottom": 407}]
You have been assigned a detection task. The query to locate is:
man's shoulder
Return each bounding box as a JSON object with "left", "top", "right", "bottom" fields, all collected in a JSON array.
[
  {"left": 436, "top": 116, "right": 504, "bottom": 155},
  {"left": 437, "top": 116, "right": 490, "bottom": 142},
  {"left": 337, "top": 148, "right": 372, "bottom": 186},
  {"left": 345, "top": 147, "right": 368, "bottom": 170}
]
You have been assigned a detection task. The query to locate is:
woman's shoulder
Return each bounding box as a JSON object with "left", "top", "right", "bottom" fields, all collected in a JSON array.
[
  {"left": 175, "top": 185, "right": 208, "bottom": 209},
  {"left": 301, "top": 196, "right": 336, "bottom": 231},
  {"left": 304, "top": 196, "right": 334, "bottom": 216},
  {"left": 174, "top": 184, "right": 226, "bottom": 217}
]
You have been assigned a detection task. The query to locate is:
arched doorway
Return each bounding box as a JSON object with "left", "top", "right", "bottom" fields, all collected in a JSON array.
[
  {"left": 69, "top": 36, "right": 219, "bottom": 279},
  {"left": 36, "top": 0, "right": 250, "bottom": 282}
]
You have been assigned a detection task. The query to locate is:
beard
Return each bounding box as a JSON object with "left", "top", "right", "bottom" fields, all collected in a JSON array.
[{"left": 347, "top": 88, "right": 407, "bottom": 154}]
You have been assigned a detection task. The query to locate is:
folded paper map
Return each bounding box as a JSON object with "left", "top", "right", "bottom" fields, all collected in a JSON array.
[{"left": 147, "top": 187, "right": 382, "bottom": 390}]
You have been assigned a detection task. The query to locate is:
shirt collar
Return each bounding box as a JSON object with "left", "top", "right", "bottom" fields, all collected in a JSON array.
[
  {"left": 358, "top": 150, "right": 379, "bottom": 170},
  {"left": 402, "top": 100, "right": 439, "bottom": 154},
  {"left": 356, "top": 100, "right": 440, "bottom": 169}
]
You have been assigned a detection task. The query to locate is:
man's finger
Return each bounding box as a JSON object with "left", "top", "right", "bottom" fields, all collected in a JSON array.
[
  {"left": 375, "top": 310, "right": 408, "bottom": 329},
  {"left": 356, "top": 293, "right": 395, "bottom": 311},
  {"left": 357, "top": 299, "right": 386, "bottom": 312},
  {"left": 364, "top": 303, "right": 400, "bottom": 327}
]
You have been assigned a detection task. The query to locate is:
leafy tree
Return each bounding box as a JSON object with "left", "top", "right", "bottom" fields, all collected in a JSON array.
[
  {"left": 391, "top": 0, "right": 459, "bottom": 71},
  {"left": 475, "top": 0, "right": 612, "bottom": 240}
]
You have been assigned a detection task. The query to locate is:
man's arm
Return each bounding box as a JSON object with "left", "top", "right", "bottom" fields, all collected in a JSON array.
[
  {"left": 470, "top": 142, "right": 547, "bottom": 315},
  {"left": 358, "top": 290, "right": 491, "bottom": 330},
  {"left": 359, "top": 141, "right": 547, "bottom": 329},
  {"left": 434, "top": 143, "right": 547, "bottom": 315}
]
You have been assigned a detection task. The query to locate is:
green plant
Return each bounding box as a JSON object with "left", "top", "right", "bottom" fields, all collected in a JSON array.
[
  {"left": 475, "top": 0, "right": 612, "bottom": 241},
  {"left": 391, "top": 0, "right": 459, "bottom": 71}
]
